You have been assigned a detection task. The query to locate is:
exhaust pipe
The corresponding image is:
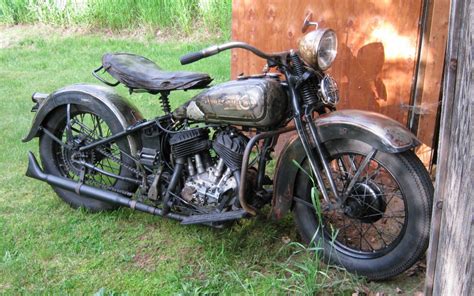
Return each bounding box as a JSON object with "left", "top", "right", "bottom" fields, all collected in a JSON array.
[{"left": 26, "top": 151, "right": 184, "bottom": 221}]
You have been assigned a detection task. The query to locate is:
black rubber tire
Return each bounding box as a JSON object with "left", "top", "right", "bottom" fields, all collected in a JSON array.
[
  {"left": 39, "top": 102, "right": 137, "bottom": 212},
  {"left": 293, "top": 139, "right": 433, "bottom": 280}
]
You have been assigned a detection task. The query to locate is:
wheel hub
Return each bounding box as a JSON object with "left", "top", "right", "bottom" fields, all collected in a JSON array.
[
  {"left": 343, "top": 182, "right": 387, "bottom": 223},
  {"left": 62, "top": 136, "right": 99, "bottom": 176}
]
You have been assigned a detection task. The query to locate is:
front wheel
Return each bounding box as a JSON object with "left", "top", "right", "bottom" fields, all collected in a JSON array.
[{"left": 293, "top": 139, "right": 433, "bottom": 280}]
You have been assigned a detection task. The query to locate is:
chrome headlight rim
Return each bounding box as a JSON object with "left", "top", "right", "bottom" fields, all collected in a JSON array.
[
  {"left": 319, "top": 75, "right": 340, "bottom": 106},
  {"left": 298, "top": 28, "right": 338, "bottom": 71}
]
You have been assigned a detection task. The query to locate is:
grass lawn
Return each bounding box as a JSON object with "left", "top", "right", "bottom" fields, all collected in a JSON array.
[{"left": 0, "top": 26, "right": 425, "bottom": 295}]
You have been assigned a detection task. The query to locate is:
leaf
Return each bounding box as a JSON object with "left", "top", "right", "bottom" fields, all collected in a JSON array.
[{"left": 281, "top": 236, "right": 291, "bottom": 244}]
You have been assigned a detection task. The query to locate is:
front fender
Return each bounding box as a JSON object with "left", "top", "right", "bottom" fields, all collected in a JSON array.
[
  {"left": 271, "top": 109, "right": 420, "bottom": 220},
  {"left": 23, "top": 84, "right": 143, "bottom": 152},
  {"left": 315, "top": 110, "right": 420, "bottom": 153}
]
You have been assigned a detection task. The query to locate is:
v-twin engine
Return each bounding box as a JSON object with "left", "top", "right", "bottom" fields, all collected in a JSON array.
[
  {"left": 170, "top": 128, "right": 248, "bottom": 208},
  {"left": 181, "top": 159, "right": 236, "bottom": 207}
]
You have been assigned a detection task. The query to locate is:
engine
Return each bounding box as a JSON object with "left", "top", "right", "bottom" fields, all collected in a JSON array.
[
  {"left": 181, "top": 159, "right": 236, "bottom": 207},
  {"left": 169, "top": 128, "right": 248, "bottom": 208}
]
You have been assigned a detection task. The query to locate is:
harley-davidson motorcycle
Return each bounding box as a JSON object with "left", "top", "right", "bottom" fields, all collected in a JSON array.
[{"left": 24, "top": 17, "right": 433, "bottom": 280}]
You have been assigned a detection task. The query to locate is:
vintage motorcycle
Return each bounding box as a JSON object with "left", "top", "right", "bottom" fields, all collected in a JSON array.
[{"left": 24, "top": 17, "right": 433, "bottom": 280}]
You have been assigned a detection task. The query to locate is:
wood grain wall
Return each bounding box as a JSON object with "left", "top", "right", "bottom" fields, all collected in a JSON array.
[
  {"left": 411, "top": 0, "right": 450, "bottom": 165},
  {"left": 232, "top": 0, "right": 449, "bottom": 162},
  {"left": 424, "top": 0, "right": 473, "bottom": 294}
]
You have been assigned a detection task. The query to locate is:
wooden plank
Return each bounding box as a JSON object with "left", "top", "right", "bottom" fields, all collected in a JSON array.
[
  {"left": 424, "top": 0, "right": 473, "bottom": 294},
  {"left": 411, "top": 0, "right": 451, "bottom": 166},
  {"left": 232, "top": 0, "right": 424, "bottom": 124},
  {"left": 232, "top": 0, "right": 425, "bottom": 154}
]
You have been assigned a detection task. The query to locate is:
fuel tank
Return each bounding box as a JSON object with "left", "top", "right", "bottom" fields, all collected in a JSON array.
[{"left": 173, "top": 78, "right": 288, "bottom": 127}]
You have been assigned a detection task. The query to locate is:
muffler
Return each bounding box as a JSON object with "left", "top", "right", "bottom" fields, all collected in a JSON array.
[{"left": 25, "top": 151, "right": 184, "bottom": 221}]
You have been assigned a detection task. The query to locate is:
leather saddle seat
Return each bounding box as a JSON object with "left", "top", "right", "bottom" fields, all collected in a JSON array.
[{"left": 102, "top": 53, "right": 212, "bottom": 93}]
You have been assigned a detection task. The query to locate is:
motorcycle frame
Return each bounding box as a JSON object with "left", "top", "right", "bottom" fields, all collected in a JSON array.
[{"left": 24, "top": 42, "right": 421, "bottom": 221}]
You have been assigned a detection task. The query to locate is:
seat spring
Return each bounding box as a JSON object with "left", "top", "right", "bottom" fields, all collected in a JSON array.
[{"left": 160, "top": 92, "right": 171, "bottom": 114}]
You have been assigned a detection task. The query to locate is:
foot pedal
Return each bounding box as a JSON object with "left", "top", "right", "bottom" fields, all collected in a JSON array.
[{"left": 181, "top": 209, "right": 248, "bottom": 225}]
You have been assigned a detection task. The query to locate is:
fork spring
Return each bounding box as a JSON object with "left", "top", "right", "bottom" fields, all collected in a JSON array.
[{"left": 291, "top": 53, "right": 318, "bottom": 106}]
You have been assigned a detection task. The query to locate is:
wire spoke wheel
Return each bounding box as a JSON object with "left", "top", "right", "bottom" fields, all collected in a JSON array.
[
  {"left": 321, "top": 152, "right": 407, "bottom": 257},
  {"left": 57, "top": 112, "right": 121, "bottom": 188},
  {"left": 293, "top": 138, "right": 433, "bottom": 280},
  {"left": 39, "top": 102, "right": 138, "bottom": 211}
]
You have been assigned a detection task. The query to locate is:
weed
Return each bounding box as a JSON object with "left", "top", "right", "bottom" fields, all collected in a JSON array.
[
  {"left": 0, "top": 0, "right": 30, "bottom": 23},
  {"left": 0, "top": 0, "right": 231, "bottom": 37}
]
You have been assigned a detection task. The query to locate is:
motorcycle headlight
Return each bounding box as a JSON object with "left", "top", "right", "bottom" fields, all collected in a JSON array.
[{"left": 298, "top": 29, "right": 338, "bottom": 71}]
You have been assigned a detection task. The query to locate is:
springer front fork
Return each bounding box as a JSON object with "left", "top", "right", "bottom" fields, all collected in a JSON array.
[
  {"left": 284, "top": 63, "right": 367, "bottom": 210},
  {"left": 285, "top": 76, "right": 336, "bottom": 207},
  {"left": 290, "top": 106, "right": 378, "bottom": 210}
]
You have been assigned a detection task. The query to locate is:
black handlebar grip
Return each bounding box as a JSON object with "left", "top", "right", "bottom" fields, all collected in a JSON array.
[{"left": 180, "top": 51, "right": 205, "bottom": 65}]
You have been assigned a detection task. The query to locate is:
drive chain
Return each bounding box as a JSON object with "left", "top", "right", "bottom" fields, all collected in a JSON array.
[{"left": 95, "top": 146, "right": 143, "bottom": 178}]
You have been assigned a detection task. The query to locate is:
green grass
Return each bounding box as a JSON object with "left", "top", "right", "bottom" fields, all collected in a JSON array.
[
  {"left": 0, "top": 0, "right": 232, "bottom": 38},
  {"left": 0, "top": 27, "right": 364, "bottom": 294},
  {"left": 0, "top": 27, "right": 427, "bottom": 295}
]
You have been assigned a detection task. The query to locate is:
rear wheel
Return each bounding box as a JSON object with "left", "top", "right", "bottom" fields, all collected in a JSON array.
[
  {"left": 39, "top": 102, "right": 138, "bottom": 211},
  {"left": 293, "top": 139, "right": 433, "bottom": 280}
]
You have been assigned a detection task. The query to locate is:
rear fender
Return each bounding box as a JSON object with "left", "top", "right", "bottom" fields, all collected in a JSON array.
[
  {"left": 271, "top": 109, "right": 420, "bottom": 220},
  {"left": 23, "top": 83, "right": 143, "bottom": 154}
]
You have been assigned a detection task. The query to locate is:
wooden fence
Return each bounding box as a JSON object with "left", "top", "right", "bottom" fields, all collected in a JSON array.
[
  {"left": 424, "top": 0, "right": 472, "bottom": 294},
  {"left": 231, "top": 0, "right": 450, "bottom": 166}
]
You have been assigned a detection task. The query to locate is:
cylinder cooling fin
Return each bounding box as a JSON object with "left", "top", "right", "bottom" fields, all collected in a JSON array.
[
  {"left": 213, "top": 129, "right": 248, "bottom": 172},
  {"left": 169, "top": 128, "right": 209, "bottom": 159}
]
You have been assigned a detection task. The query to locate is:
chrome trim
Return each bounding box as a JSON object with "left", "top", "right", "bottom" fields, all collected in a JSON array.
[
  {"left": 31, "top": 92, "right": 49, "bottom": 103},
  {"left": 319, "top": 75, "right": 339, "bottom": 106},
  {"left": 301, "top": 13, "right": 319, "bottom": 33},
  {"left": 299, "top": 28, "right": 337, "bottom": 70}
]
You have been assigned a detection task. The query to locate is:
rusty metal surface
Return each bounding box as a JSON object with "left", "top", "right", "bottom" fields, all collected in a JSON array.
[
  {"left": 23, "top": 83, "right": 143, "bottom": 154},
  {"left": 316, "top": 109, "right": 420, "bottom": 153},
  {"left": 239, "top": 125, "right": 296, "bottom": 216},
  {"left": 173, "top": 78, "right": 288, "bottom": 127},
  {"left": 271, "top": 135, "right": 304, "bottom": 220}
]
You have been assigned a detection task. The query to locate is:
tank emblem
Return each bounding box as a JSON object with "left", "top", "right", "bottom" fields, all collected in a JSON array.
[
  {"left": 211, "top": 93, "right": 258, "bottom": 111},
  {"left": 238, "top": 94, "right": 257, "bottom": 110}
]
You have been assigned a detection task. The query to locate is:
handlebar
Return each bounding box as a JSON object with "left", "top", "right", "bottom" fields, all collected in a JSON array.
[
  {"left": 180, "top": 51, "right": 206, "bottom": 65},
  {"left": 180, "top": 42, "right": 287, "bottom": 65}
]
